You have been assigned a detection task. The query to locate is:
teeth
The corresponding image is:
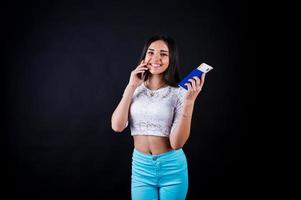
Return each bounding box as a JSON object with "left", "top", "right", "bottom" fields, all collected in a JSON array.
[{"left": 152, "top": 64, "right": 161, "bottom": 67}]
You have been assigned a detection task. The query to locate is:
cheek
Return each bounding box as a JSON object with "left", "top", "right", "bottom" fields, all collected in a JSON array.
[
  {"left": 163, "top": 57, "right": 169, "bottom": 65},
  {"left": 144, "top": 55, "right": 150, "bottom": 60}
]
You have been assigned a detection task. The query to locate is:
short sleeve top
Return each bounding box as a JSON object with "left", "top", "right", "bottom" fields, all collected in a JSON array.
[{"left": 127, "top": 82, "right": 186, "bottom": 137}]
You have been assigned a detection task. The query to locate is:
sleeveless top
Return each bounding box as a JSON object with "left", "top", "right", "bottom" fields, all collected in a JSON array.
[{"left": 126, "top": 82, "right": 186, "bottom": 137}]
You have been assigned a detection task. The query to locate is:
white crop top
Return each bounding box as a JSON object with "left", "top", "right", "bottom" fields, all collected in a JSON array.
[{"left": 127, "top": 82, "right": 187, "bottom": 137}]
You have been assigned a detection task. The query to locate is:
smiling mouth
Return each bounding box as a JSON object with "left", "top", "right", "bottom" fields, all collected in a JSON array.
[{"left": 150, "top": 63, "right": 162, "bottom": 68}]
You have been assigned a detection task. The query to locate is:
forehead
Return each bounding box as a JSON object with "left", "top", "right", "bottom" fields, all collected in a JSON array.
[{"left": 148, "top": 40, "right": 169, "bottom": 51}]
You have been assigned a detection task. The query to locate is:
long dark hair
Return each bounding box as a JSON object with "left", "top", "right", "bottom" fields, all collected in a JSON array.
[{"left": 139, "top": 35, "right": 181, "bottom": 87}]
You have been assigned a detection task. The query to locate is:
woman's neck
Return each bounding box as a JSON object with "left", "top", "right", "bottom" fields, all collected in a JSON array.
[{"left": 145, "top": 75, "right": 167, "bottom": 90}]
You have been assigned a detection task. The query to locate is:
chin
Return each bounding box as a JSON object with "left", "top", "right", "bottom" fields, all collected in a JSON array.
[
  {"left": 149, "top": 70, "right": 165, "bottom": 75},
  {"left": 149, "top": 68, "right": 168, "bottom": 74}
]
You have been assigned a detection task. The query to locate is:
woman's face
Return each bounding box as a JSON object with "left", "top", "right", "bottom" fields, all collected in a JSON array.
[{"left": 145, "top": 40, "right": 170, "bottom": 75}]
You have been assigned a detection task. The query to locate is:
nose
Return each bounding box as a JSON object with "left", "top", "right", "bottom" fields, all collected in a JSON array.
[{"left": 152, "top": 52, "right": 161, "bottom": 62}]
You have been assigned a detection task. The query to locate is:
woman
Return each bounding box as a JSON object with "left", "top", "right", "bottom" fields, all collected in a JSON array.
[{"left": 111, "top": 35, "right": 205, "bottom": 200}]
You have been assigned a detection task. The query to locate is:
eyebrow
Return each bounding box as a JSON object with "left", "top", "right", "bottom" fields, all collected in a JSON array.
[{"left": 148, "top": 48, "right": 169, "bottom": 53}]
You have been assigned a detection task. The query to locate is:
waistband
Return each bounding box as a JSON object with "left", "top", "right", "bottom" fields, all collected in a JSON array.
[{"left": 133, "top": 148, "right": 184, "bottom": 161}]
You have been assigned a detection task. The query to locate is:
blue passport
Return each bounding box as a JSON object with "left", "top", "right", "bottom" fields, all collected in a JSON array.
[{"left": 179, "top": 63, "right": 213, "bottom": 90}]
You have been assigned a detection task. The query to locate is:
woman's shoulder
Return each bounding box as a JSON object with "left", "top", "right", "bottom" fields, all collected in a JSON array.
[
  {"left": 132, "top": 83, "right": 145, "bottom": 96},
  {"left": 132, "top": 82, "right": 157, "bottom": 98},
  {"left": 169, "top": 85, "right": 186, "bottom": 100},
  {"left": 170, "top": 85, "right": 186, "bottom": 94}
]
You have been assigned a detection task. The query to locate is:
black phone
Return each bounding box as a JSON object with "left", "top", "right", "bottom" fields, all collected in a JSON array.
[{"left": 142, "top": 69, "right": 150, "bottom": 81}]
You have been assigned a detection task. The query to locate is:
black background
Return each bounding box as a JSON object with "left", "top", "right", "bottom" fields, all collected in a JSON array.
[{"left": 2, "top": 0, "right": 258, "bottom": 199}]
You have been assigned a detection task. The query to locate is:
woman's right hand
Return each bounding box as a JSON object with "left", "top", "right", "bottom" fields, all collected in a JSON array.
[{"left": 128, "top": 59, "right": 150, "bottom": 87}]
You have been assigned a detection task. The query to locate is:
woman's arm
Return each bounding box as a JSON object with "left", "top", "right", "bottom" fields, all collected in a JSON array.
[
  {"left": 169, "top": 74, "right": 206, "bottom": 148},
  {"left": 111, "top": 84, "right": 137, "bottom": 133},
  {"left": 111, "top": 60, "right": 149, "bottom": 133},
  {"left": 169, "top": 101, "right": 194, "bottom": 149}
]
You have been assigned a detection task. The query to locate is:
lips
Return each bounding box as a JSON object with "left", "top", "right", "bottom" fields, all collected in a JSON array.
[{"left": 150, "top": 63, "right": 161, "bottom": 68}]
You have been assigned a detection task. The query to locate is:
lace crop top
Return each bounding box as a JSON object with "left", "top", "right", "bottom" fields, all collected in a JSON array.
[{"left": 126, "top": 82, "right": 187, "bottom": 137}]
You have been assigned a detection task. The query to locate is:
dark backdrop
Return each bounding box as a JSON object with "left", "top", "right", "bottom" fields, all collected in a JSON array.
[{"left": 2, "top": 0, "right": 257, "bottom": 199}]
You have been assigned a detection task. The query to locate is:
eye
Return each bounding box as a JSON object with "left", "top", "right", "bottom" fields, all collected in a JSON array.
[
  {"left": 147, "top": 51, "right": 154, "bottom": 55},
  {"left": 161, "top": 53, "right": 168, "bottom": 57}
]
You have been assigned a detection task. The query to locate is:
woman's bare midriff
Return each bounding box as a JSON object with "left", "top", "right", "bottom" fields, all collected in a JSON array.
[{"left": 133, "top": 135, "right": 173, "bottom": 155}]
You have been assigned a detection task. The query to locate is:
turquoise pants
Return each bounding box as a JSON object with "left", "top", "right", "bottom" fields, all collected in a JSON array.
[{"left": 131, "top": 148, "right": 188, "bottom": 200}]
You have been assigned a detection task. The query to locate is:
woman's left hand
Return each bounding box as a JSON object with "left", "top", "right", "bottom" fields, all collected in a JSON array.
[{"left": 184, "top": 73, "right": 206, "bottom": 103}]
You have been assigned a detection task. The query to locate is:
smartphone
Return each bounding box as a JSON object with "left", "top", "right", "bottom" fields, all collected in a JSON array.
[
  {"left": 142, "top": 69, "right": 150, "bottom": 81},
  {"left": 140, "top": 62, "right": 150, "bottom": 81},
  {"left": 178, "top": 63, "right": 213, "bottom": 90}
]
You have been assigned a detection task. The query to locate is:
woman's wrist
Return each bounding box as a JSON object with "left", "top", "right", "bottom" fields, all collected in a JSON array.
[
  {"left": 127, "top": 83, "right": 138, "bottom": 88},
  {"left": 122, "top": 84, "right": 137, "bottom": 97},
  {"left": 183, "top": 99, "right": 195, "bottom": 107}
]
